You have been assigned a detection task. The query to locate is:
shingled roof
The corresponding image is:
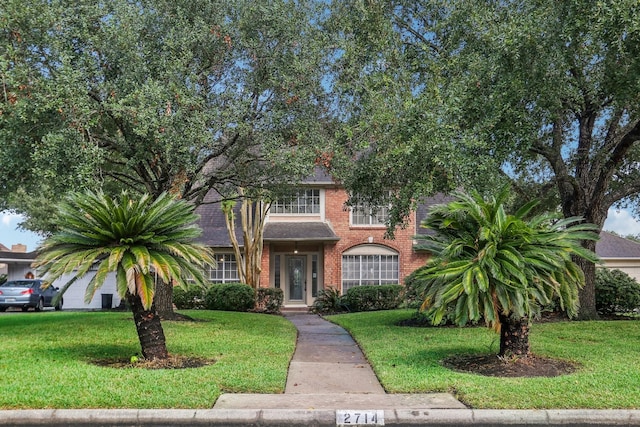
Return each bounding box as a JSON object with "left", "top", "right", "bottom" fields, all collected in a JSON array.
[
  {"left": 415, "top": 193, "right": 456, "bottom": 235},
  {"left": 596, "top": 231, "right": 640, "bottom": 258},
  {"left": 194, "top": 196, "right": 241, "bottom": 248},
  {"left": 263, "top": 222, "right": 339, "bottom": 242}
]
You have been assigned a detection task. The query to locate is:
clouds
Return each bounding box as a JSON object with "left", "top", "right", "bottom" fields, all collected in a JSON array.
[
  {"left": 604, "top": 208, "right": 640, "bottom": 236},
  {"left": 0, "top": 211, "right": 42, "bottom": 251},
  {"left": 1, "top": 212, "right": 21, "bottom": 226}
]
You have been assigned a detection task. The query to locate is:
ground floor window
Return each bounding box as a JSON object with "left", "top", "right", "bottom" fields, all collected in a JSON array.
[
  {"left": 208, "top": 253, "right": 239, "bottom": 283},
  {"left": 341, "top": 245, "right": 399, "bottom": 293}
]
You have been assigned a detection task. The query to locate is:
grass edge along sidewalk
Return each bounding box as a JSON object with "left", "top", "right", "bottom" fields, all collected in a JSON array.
[
  {"left": 328, "top": 309, "right": 640, "bottom": 409},
  {"left": 2, "top": 308, "right": 640, "bottom": 410},
  {"left": 0, "top": 310, "right": 296, "bottom": 409}
]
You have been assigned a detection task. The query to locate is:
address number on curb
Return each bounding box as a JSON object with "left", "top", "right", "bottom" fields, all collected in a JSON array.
[{"left": 336, "top": 410, "right": 384, "bottom": 426}]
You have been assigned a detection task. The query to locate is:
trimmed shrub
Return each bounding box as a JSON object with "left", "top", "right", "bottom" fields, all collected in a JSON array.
[
  {"left": 205, "top": 283, "right": 255, "bottom": 312},
  {"left": 173, "top": 284, "right": 207, "bottom": 310},
  {"left": 311, "top": 288, "right": 349, "bottom": 314},
  {"left": 255, "top": 288, "right": 284, "bottom": 314},
  {"left": 596, "top": 268, "right": 640, "bottom": 315},
  {"left": 343, "top": 284, "right": 403, "bottom": 312}
]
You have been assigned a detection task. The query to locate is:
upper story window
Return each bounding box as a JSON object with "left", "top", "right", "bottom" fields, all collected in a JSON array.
[
  {"left": 351, "top": 202, "right": 390, "bottom": 226},
  {"left": 271, "top": 189, "right": 320, "bottom": 214}
]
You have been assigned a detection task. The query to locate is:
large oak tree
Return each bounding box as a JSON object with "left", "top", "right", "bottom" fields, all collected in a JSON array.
[
  {"left": 328, "top": 0, "right": 640, "bottom": 319},
  {"left": 1, "top": 0, "right": 330, "bottom": 316}
]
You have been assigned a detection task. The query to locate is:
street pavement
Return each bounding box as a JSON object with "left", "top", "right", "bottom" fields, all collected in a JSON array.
[{"left": 1, "top": 312, "right": 639, "bottom": 426}]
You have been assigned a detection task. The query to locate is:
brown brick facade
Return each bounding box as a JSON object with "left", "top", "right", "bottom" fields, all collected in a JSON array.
[
  {"left": 259, "top": 187, "right": 429, "bottom": 297},
  {"left": 321, "top": 188, "right": 428, "bottom": 291}
]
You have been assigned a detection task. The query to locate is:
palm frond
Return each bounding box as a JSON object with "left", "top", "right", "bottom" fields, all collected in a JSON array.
[
  {"left": 416, "top": 187, "right": 599, "bottom": 328},
  {"left": 36, "top": 190, "right": 214, "bottom": 311}
]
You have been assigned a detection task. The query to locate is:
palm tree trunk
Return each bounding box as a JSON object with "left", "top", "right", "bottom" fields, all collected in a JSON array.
[
  {"left": 127, "top": 293, "right": 169, "bottom": 360},
  {"left": 154, "top": 280, "right": 177, "bottom": 319},
  {"left": 498, "top": 314, "right": 530, "bottom": 357}
]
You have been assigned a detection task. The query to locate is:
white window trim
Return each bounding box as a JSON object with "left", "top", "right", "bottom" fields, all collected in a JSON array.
[
  {"left": 268, "top": 188, "right": 325, "bottom": 220},
  {"left": 208, "top": 253, "right": 240, "bottom": 283},
  {"left": 341, "top": 245, "right": 400, "bottom": 293},
  {"left": 349, "top": 201, "right": 390, "bottom": 227}
]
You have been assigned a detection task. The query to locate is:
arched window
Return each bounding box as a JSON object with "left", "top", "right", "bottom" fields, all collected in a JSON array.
[{"left": 341, "top": 245, "right": 399, "bottom": 293}]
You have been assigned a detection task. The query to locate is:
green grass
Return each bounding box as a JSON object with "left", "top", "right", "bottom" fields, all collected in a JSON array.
[
  {"left": 328, "top": 309, "right": 640, "bottom": 409},
  {"left": 0, "top": 310, "right": 296, "bottom": 409}
]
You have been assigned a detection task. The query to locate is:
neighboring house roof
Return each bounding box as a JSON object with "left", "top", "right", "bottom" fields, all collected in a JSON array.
[
  {"left": 596, "top": 231, "right": 640, "bottom": 259},
  {"left": 263, "top": 222, "right": 340, "bottom": 242},
  {"left": 0, "top": 243, "right": 9, "bottom": 252},
  {"left": 0, "top": 250, "right": 37, "bottom": 263}
]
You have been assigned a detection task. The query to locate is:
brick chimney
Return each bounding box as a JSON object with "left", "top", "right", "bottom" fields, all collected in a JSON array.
[{"left": 11, "top": 244, "right": 27, "bottom": 253}]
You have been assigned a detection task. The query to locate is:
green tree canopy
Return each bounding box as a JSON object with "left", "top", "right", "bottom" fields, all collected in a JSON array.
[
  {"left": 327, "top": 0, "right": 640, "bottom": 318},
  {"left": 0, "top": 0, "right": 331, "bottom": 232}
]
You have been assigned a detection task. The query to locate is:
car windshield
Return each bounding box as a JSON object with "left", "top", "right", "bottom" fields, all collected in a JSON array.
[{"left": 0, "top": 280, "right": 36, "bottom": 287}]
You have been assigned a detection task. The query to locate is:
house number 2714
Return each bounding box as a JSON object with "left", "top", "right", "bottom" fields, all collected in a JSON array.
[{"left": 336, "top": 410, "right": 384, "bottom": 426}]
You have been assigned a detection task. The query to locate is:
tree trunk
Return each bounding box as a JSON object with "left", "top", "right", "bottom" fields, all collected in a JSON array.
[
  {"left": 575, "top": 251, "right": 599, "bottom": 320},
  {"left": 154, "top": 279, "right": 177, "bottom": 320},
  {"left": 498, "top": 314, "right": 530, "bottom": 358},
  {"left": 127, "top": 293, "right": 169, "bottom": 360}
]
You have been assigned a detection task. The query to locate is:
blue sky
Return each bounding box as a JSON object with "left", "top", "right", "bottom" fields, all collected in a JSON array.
[
  {"left": 1, "top": 212, "right": 43, "bottom": 251},
  {"left": 2, "top": 207, "right": 640, "bottom": 252}
]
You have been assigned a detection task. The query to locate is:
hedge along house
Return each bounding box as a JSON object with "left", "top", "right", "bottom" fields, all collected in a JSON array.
[{"left": 195, "top": 168, "right": 434, "bottom": 309}]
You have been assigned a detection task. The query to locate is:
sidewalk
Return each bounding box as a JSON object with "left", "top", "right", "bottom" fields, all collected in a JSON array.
[
  {"left": 2, "top": 312, "right": 640, "bottom": 426},
  {"left": 214, "top": 312, "right": 464, "bottom": 410}
]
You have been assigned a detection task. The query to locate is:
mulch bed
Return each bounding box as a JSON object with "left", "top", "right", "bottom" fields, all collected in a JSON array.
[
  {"left": 91, "top": 355, "right": 216, "bottom": 370},
  {"left": 443, "top": 353, "right": 579, "bottom": 378},
  {"left": 397, "top": 311, "right": 583, "bottom": 377}
]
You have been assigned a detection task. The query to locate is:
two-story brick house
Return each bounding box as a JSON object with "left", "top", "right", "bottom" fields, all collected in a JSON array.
[{"left": 195, "top": 169, "right": 437, "bottom": 308}]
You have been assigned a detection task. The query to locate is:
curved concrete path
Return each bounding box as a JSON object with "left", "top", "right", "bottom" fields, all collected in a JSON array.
[{"left": 213, "top": 312, "right": 464, "bottom": 410}]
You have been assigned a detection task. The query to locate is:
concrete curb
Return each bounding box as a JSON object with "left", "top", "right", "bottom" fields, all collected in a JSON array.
[{"left": 2, "top": 409, "right": 640, "bottom": 426}]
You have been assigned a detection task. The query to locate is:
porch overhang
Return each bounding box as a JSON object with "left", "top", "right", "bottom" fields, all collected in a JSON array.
[{"left": 263, "top": 222, "right": 340, "bottom": 243}]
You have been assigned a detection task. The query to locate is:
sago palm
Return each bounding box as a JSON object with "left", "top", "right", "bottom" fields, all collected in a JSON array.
[
  {"left": 35, "top": 191, "right": 215, "bottom": 360},
  {"left": 417, "top": 188, "right": 599, "bottom": 357}
]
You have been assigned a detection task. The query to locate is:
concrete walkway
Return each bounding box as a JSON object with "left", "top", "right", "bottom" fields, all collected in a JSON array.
[{"left": 213, "top": 312, "right": 465, "bottom": 410}]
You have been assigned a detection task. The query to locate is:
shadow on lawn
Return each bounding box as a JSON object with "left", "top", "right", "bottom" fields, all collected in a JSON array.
[
  {"left": 41, "top": 343, "right": 216, "bottom": 370},
  {"left": 41, "top": 343, "right": 140, "bottom": 361}
]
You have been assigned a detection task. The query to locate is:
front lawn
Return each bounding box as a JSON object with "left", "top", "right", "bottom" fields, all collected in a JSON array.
[
  {"left": 328, "top": 309, "right": 640, "bottom": 409},
  {"left": 0, "top": 310, "right": 296, "bottom": 409}
]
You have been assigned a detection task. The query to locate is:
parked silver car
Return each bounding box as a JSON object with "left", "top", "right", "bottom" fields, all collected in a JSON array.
[{"left": 0, "top": 279, "right": 63, "bottom": 312}]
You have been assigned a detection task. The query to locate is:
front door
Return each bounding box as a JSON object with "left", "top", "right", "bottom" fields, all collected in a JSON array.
[{"left": 286, "top": 256, "right": 306, "bottom": 304}]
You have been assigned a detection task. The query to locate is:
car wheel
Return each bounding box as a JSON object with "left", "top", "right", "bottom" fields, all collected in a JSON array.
[
  {"left": 55, "top": 299, "right": 63, "bottom": 311},
  {"left": 0, "top": 307, "right": 7, "bottom": 312},
  {"left": 35, "top": 298, "right": 44, "bottom": 312}
]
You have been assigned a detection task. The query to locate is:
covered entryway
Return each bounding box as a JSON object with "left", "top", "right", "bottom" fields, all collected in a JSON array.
[
  {"left": 271, "top": 249, "right": 323, "bottom": 306},
  {"left": 263, "top": 222, "right": 339, "bottom": 307}
]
